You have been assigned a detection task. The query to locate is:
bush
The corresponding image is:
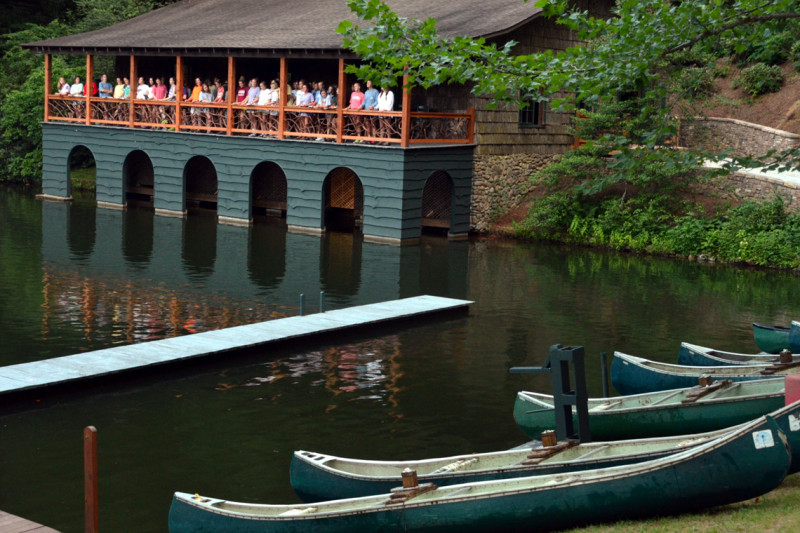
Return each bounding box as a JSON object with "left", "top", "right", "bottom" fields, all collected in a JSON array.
[
  {"left": 734, "top": 63, "right": 784, "bottom": 96},
  {"left": 791, "top": 41, "right": 800, "bottom": 71},
  {"left": 745, "top": 30, "right": 794, "bottom": 65}
]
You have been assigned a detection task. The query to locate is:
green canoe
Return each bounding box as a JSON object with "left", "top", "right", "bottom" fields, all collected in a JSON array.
[
  {"left": 611, "top": 351, "right": 800, "bottom": 395},
  {"left": 754, "top": 322, "right": 791, "bottom": 354},
  {"left": 290, "top": 431, "right": 721, "bottom": 502},
  {"left": 514, "top": 378, "right": 786, "bottom": 440},
  {"left": 169, "top": 416, "right": 791, "bottom": 533},
  {"left": 677, "top": 342, "right": 796, "bottom": 367}
]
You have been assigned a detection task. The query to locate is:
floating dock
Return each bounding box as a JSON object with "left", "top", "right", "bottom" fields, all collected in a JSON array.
[
  {"left": 0, "top": 295, "right": 471, "bottom": 398},
  {"left": 0, "top": 510, "right": 59, "bottom": 532}
]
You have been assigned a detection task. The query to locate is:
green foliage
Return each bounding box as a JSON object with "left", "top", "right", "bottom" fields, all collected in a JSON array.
[
  {"left": 0, "top": 0, "right": 162, "bottom": 183},
  {"left": 791, "top": 41, "right": 800, "bottom": 71},
  {"left": 734, "top": 63, "right": 784, "bottom": 96}
]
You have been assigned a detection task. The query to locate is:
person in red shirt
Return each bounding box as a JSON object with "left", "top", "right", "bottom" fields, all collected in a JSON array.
[{"left": 348, "top": 82, "right": 365, "bottom": 140}]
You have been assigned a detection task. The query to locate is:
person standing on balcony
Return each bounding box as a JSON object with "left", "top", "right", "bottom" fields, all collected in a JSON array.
[
  {"left": 187, "top": 77, "right": 203, "bottom": 102},
  {"left": 113, "top": 77, "right": 125, "bottom": 98},
  {"left": 152, "top": 78, "right": 167, "bottom": 100},
  {"left": 377, "top": 85, "right": 395, "bottom": 140},
  {"left": 348, "top": 82, "right": 365, "bottom": 140},
  {"left": 363, "top": 80, "right": 379, "bottom": 140},
  {"left": 136, "top": 77, "right": 150, "bottom": 100},
  {"left": 167, "top": 77, "right": 177, "bottom": 100},
  {"left": 57, "top": 77, "right": 70, "bottom": 95},
  {"left": 98, "top": 74, "right": 113, "bottom": 98},
  {"left": 69, "top": 76, "right": 84, "bottom": 118},
  {"left": 122, "top": 77, "right": 131, "bottom": 99},
  {"left": 244, "top": 78, "right": 261, "bottom": 133}
]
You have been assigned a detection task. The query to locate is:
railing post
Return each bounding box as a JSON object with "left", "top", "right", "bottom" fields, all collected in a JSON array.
[
  {"left": 175, "top": 56, "right": 183, "bottom": 132},
  {"left": 44, "top": 54, "right": 51, "bottom": 122},
  {"left": 226, "top": 56, "right": 235, "bottom": 136},
  {"left": 600, "top": 351, "right": 609, "bottom": 398},
  {"left": 129, "top": 55, "right": 136, "bottom": 129},
  {"left": 319, "top": 291, "right": 325, "bottom": 313},
  {"left": 85, "top": 54, "right": 93, "bottom": 125},
  {"left": 337, "top": 58, "right": 345, "bottom": 144},
  {"left": 299, "top": 293, "right": 305, "bottom": 316},
  {"left": 400, "top": 73, "right": 411, "bottom": 148},
  {"left": 84, "top": 426, "right": 99, "bottom": 533},
  {"left": 278, "top": 57, "right": 287, "bottom": 140}
]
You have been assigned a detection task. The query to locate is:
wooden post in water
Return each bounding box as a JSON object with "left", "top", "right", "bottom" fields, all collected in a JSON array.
[{"left": 84, "top": 426, "right": 99, "bottom": 533}]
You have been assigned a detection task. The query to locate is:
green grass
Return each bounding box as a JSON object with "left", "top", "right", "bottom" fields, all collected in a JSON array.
[
  {"left": 69, "top": 165, "right": 96, "bottom": 191},
  {"left": 565, "top": 473, "right": 800, "bottom": 533}
]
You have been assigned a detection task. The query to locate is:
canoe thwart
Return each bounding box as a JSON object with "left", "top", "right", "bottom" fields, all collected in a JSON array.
[
  {"left": 386, "top": 483, "right": 437, "bottom": 504},
  {"left": 682, "top": 380, "right": 733, "bottom": 404},
  {"left": 523, "top": 440, "right": 578, "bottom": 465},
  {"left": 761, "top": 360, "right": 800, "bottom": 376}
]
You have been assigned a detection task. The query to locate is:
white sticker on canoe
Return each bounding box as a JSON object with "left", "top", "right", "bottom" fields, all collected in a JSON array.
[
  {"left": 752, "top": 430, "right": 775, "bottom": 449},
  {"left": 790, "top": 414, "right": 800, "bottom": 432}
]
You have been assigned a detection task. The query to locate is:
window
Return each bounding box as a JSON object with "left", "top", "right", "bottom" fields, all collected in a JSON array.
[{"left": 518, "top": 98, "right": 545, "bottom": 128}]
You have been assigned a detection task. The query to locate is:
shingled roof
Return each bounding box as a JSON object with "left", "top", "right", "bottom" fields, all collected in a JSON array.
[{"left": 23, "top": 0, "right": 543, "bottom": 57}]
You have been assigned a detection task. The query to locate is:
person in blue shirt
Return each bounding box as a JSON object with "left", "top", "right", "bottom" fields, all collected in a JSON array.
[
  {"left": 98, "top": 74, "right": 113, "bottom": 98},
  {"left": 363, "top": 80, "right": 380, "bottom": 140}
]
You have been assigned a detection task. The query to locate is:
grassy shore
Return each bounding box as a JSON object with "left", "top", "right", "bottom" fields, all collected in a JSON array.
[
  {"left": 566, "top": 472, "right": 799, "bottom": 532},
  {"left": 69, "top": 166, "right": 96, "bottom": 191}
]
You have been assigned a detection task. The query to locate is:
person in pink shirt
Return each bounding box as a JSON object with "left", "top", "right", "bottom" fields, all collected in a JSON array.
[
  {"left": 348, "top": 82, "right": 365, "bottom": 139},
  {"left": 152, "top": 78, "right": 168, "bottom": 100}
]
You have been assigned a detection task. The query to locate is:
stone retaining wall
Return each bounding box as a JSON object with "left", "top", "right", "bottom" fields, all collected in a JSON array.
[
  {"left": 692, "top": 170, "right": 800, "bottom": 212},
  {"left": 471, "top": 153, "right": 556, "bottom": 231},
  {"left": 680, "top": 117, "right": 800, "bottom": 158}
]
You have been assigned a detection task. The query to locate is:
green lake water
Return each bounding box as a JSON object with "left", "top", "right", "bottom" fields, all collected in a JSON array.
[{"left": 1, "top": 187, "right": 798, "bottom": 532}]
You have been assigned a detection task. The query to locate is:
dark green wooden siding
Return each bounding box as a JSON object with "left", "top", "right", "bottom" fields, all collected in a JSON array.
[{"left": 41, "top": 123, "right": 474, "bottom": 241}]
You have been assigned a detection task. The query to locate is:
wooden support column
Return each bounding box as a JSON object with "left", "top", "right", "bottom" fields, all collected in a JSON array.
[
  {"left": 337, "top": 58, "right": 345, "bottom": 144},
  {"left": 400, "top": 73, "right": 411, "bottom": 148},
  {"left": 175, "top": 56, "right": 183, "bottom": 132},
  {"left": 226, "top": 56, "right": 235, "bottom": 135},
  {"left": 85, "top": 55, "right": 93, "bottom": 125},
  {"left": 467, "top": 107, "right": 475, "bottom": 144},
  {"left": 84, "top": 426, "right": 99, "bottom": 533},
  {"left": 129, "top": 55, "right": 136, "bottom": 129},
  {"left": 44, "top": 54, "right": 51, "bottom": 122},
  {"left": 278, "top": 57, "right": 287, "bottom": 140}
]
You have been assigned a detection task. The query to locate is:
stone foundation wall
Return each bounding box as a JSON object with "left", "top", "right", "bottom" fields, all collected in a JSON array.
[
  {"left": 691, "top": 171, "right": 800, "bottom": 212},
  {"left": 471, "top": 153, "right": 557, "bottom": 232},
  {"left": 680, "top": 118, "right": 800, "bottom": 158}
]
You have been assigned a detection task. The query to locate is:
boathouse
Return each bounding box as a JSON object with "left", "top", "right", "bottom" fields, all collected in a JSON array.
[{"left": 24, "top": 0, "right": 613, "bottom": 244}]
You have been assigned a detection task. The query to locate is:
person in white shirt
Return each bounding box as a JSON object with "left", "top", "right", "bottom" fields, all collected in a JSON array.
[
  {"left": 377, "top": 86, "right": 395, "bottom": 140},
  {"left": 136, "top": 77, "right": 150, "bottom": 100},
  {"left": 57, "top": 77, "right": 70, "bottom": 95}
]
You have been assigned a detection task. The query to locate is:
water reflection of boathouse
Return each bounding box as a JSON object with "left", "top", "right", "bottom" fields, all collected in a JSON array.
[{"left": 24, "top": 0, "right": 614, "bottom": 244}]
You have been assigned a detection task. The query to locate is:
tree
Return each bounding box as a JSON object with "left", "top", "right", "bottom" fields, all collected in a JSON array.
[{"left": 338, "top": 0, "right": 800, "bottom": 172}]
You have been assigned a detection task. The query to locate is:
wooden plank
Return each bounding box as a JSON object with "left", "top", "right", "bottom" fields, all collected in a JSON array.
[
  {"left": 0, "top": 510, "right": 60, "bottom": 533},
  {"left": 0, "top": 296, "right": 471, "bottom": 397}
]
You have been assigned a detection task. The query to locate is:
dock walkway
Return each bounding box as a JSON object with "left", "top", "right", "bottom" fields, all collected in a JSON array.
[
  {"left": 0, "top": 295, "right": 471, "bottom": 398},
  {"left": 0, "top": 510, "right": 59, "bottom": 532}
]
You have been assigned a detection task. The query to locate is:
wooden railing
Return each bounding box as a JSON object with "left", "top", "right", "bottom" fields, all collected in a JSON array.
[{"left": 46, "top": 94, "right": 474, "bottom": 146}]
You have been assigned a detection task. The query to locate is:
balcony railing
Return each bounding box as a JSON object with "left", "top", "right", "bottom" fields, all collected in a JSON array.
[{"left": 46, "top": 95, "right": 474, "bottom": 146}]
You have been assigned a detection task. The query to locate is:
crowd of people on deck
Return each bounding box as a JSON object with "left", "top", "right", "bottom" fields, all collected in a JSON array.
[{"left": 54, "top": 72, "right": 396, "bottom": 140}]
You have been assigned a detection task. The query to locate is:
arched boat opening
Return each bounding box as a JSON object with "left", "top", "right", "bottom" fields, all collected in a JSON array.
[
  {"left": 421, "top": 170, "right": 454, "bottom": 236},
  {"left": 184, "top": 156, "right": 218, "bottom": 212},
  {"left": 123, "top": 150, "right": 154, "bottom": 208},
  {"left": 323, "top": 167, "right": 363, "bottom": 234},
  {"left": 250, "top": 161, "right": 287, "bottom": 221},
  {"left": 68, "top": 144, "right": 96, "bottom": 198}
]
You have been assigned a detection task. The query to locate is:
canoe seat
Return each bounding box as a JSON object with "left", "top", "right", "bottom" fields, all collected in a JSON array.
[
  {"left": 386, "top": 483, "right": 437, "bottom": 505},
  {"left": 590, "top": 400, "right": 623, "bottom": 411},
  {"left": 522, "top": 440, "right": 578, "bottom": 465},
  {"left": 681, "top": 380, "right": 733, "bottom": 404}
]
